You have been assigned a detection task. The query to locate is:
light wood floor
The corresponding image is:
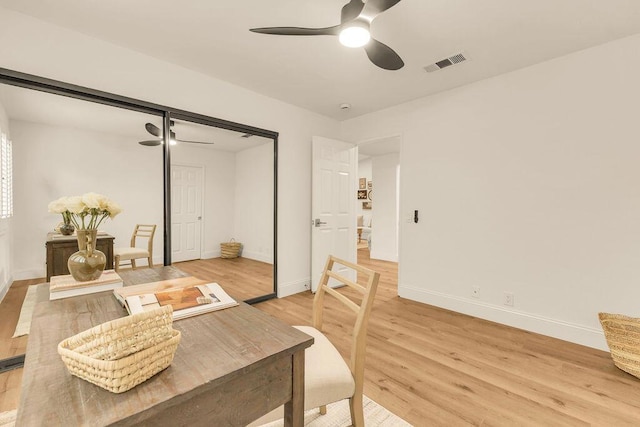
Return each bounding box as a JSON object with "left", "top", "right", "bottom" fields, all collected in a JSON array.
[
  {"left": 2, "top": 251, "right": 640, "bottom": 424},
  {"left": 174, "top": 257, "right": 274, "bottom": 300}
]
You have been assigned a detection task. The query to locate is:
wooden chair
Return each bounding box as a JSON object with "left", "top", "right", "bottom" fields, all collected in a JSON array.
[
  {"left": 113, "top": 224, "right": 156, "bottom": 272},
  {"left": 249, "top": 255, "right": 380, "bottom": 427}
]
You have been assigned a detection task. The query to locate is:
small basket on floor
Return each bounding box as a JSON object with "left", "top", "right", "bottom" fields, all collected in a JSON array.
[
  {"left": 220, "top": 238, "right": 242, "bottom": 259},
  {"left": 58, "top": 305, "right": 181, "bottom": 393},
  {"left": 599, "top": 312, "right": 640, "bottom": 379}
]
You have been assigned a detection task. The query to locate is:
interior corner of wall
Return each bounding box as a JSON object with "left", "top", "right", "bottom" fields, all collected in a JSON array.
[{"left": 0, "top": 276, "right": 11, "bottom": 304}]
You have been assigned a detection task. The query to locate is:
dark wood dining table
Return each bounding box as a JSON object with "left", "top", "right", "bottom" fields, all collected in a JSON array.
[{"left": 16, "top": 266, "right": 313, "bottom": 426}]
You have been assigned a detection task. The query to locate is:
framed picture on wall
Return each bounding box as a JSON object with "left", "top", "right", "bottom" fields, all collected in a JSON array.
[
  {"left": 359, "top": 178, "right": 366, "bottom": 189},
  {"left": 367, "top": 180, "right": 372, "bottom": 189},
  {"left": 357, "top": 190, "right": 368, "bottom": 200},
  {"left": 368, "top": 190, "right": 373, "bottom": 200},
  {"left": 362, "top": 201, "right": 372, "bottom": 210}
]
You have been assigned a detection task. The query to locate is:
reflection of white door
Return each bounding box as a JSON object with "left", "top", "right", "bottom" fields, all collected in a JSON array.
[
  {"left": 171, "top": 164, "right": 203, "bottom": 262},
  {"left": 311, "top": 136, "right": 357, "bottom": 292}
]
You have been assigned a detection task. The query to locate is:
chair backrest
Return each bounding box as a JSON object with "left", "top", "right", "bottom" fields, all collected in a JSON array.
[
  {"left": 131, "top": 224, "right": 156, "bottom": 255},
  {"left": 312, "top": 255, "right": 380, "bottom": 393},
  {"left": 357, "top": 215, "right": 364, "bottom": 227}
]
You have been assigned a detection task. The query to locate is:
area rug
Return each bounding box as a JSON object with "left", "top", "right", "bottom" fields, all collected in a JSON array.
[
  {"left": 0, "top": 397, "right": 410, "bottom": 427},
  {"left": 259, "top": 395, "right": 412, "bottom": 427},
  {"left": 0, "top": 409, "right": 16, "bottom": 427},
  {"left": 12, "top": 285, "right": 38, "bottom": 338}
]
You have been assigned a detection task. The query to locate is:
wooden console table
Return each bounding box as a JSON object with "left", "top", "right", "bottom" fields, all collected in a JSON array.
[
  {"left": 17, "top": 267, "right": 313, "bottom": 426},
  {"left": 45, "top": 232, "right": 114, "bottom": 281}
]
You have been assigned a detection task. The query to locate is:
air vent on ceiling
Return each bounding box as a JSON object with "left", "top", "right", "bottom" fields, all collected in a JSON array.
[{"left": 423, "top": 52, "right": 468, "bottom": 73}]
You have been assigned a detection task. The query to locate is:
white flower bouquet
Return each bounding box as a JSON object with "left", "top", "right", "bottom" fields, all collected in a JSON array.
[{"left": 48, "top": 192, "right": 122, "bottom": 230}]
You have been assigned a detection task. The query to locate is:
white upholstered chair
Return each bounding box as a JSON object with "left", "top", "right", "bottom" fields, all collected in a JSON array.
[
  {"left": 114, "top": 224, "right": 156, "bottom": 272},
  {"left": 249, "top": 255, "right": 380, "bottom": 427}
]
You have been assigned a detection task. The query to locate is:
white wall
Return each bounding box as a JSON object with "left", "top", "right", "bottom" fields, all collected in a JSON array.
[
  {"left": 342, "top": 33, "right": 640, "bottom": 350},
  {"left": 11, "top": 120, "right": 164, "bottom": 278},
  {"left": 234, "top": 142, "right": 274, "bottom": 264},
  {"left": 370, "top": 153, "right": 399, "bottom": 262},
  {"left": 0, "top": 100, "right": 11, "bottom": 301},
  {"left": 0, "top": 8, "right": 340, "bottom": 294}
]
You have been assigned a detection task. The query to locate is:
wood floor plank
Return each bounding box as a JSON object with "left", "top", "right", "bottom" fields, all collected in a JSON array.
[
  {"left": 174, "top": 257, "right": 274, "bottom": 301},
  {"left": 258, "top": 249, "right": 640, "bottom": 426},
  {"left": 1, "top": 250, "right": 639, "bottom": 425}
]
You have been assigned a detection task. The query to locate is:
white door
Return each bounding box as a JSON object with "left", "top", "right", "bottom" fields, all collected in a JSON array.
[
  {"left": 171, "top": 164, "right": 203, "bottom": 262},
  {"left": 311, "top": 136, "right": 357, "bottom": 292}
]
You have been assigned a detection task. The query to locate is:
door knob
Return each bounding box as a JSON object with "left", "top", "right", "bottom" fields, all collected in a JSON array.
[{"left": 314, "top": 218, "right": 327, "bottom": 227}]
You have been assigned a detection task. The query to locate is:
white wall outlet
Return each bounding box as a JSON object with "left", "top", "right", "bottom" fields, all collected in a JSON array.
[
  {"left": 472, "top": 286, "right": 480, "bottom": 298},
  {"left": 504, "top": 292, "right": 514, "bottom": 307}
]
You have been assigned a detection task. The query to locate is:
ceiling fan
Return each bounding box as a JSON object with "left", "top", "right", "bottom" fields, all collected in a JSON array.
[
  {"left": 250, "top": 0, "right": 404, "bottom": 70},
  {"left": 138, "top": 122, "right": 215, "bottom": 147}
]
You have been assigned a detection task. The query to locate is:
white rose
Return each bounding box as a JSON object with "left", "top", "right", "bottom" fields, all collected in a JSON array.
[
  {"left": 47, "top": 197, "right": 68, "bottom": 214},
  {"left": 66, "top": 196, "right": 86, "bottom": 214},
  {"left": 106, "top": 200, "right": 123, "bottom": 218},
  {"left": 82, "top": 192, "right": 106, "bottom": 209}
]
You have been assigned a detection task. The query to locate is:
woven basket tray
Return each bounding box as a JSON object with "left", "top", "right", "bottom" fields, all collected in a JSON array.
[
  {"left": 599, "top": 312, "right": 640, "bottom": 379},
  {"left": 220, "top": 238, "right": 242, "bottom": 258},
  {"left": 58, "top": 305, "right": 181, "bottom": 393}
]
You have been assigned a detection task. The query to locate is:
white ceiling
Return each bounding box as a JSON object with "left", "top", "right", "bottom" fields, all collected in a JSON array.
[
  {"left": 0, "top": 83, "right": 272, "bottom": 151},
  {"left": 1, "top": 1, "right": 640, "bottom": 120}
]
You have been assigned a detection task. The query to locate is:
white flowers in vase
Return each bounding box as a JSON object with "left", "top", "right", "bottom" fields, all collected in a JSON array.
[{"left": 48, "top": 192, "right": 122, "bottom": 230}]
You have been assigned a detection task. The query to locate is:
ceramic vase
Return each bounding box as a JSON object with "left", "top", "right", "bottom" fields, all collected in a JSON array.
[{"left": 67, "top": 229, "right": 106, "bottom": 282}]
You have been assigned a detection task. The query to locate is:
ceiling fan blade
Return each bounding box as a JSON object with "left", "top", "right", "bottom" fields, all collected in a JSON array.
[
  {"left": 364, "top": 38, "right": 404, "bottom": 70},
  {"left": 250, "top": 25, "right": 341, "bottom": 36},
  {"left": 341, "top": 0, "right": 365, "bottom": 24},
  {"left": 177, "top": 139, "right": 215, "bottom": 145},
  {"left": 145, "top": 122, "right": 162, "bottom": 137},
  {"left": 139, "top": 140, "right": 162, "bottom": 147},
  {"left": 360, "top": 0, "right": 402, "bottom": 20}
]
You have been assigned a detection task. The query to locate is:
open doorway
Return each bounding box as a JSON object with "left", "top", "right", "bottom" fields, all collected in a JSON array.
[{"left": 356, "top": 135, "right": 401, "bottom": 291}]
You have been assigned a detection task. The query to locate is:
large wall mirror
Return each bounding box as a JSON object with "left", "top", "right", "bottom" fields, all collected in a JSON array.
[{"left": 0, "top": 68, "right": 278, "bottom": 310}]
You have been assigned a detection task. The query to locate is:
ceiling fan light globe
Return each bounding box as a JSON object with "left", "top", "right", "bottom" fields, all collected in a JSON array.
[
  {"left": 170, "top": 139, "right": 177, "bottom": 146},
  {"left": 339, "top": 26, "right": 370, "bottom": 48}
]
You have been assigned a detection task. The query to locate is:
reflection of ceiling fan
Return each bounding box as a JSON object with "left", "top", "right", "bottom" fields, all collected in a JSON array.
[
  {"left": 250, "top": 0, "right": 404, "bottom": 70},
  {"left": 138, "top": 122, "right": 215, "bottom": 146}
]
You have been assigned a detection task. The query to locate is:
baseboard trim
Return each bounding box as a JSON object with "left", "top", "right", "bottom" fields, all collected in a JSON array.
[
  {"left": 240, "top": 250, "right": 273, "bottom": 264},
  {"left": 13, "top": 269, "right": 45, "bottom": 281},
  {"left": 399, "top": 284, "right": 608, "bottom": 351},
  {"left": 278, "top": 278, "right": 310, "bottom": 298},
  {"left": 201, "top": 250, "right": 220, "bottom": 259},
  {"left": 369, "top": 249, "right": 398, "bottom": 262},
  {"left": 0, "top": 275, "right": 11, "bottom": 304}
]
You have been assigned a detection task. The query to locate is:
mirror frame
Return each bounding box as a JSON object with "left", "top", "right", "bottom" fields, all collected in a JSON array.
[{"left": 0, "top": 67, "right": 279, "bottom": 304}]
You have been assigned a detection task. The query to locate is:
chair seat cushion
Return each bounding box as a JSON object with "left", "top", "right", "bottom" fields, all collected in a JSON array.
[
  {"left": 247, "top": 325, "right": 355, "bottom": 426},
  {"left": 114, "top": 247, "right": 149, "bottom": 260}
]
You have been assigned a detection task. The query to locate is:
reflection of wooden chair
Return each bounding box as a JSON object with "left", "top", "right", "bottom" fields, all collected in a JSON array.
[
  {"left": 357, "top": 215, "right": 371, "bottom": 243},
  {"left": 114, "top": 224, "right": 156, "bottom": 272},
  {"left": 250, "top": 255, "right": 380, "bottom": 427}
]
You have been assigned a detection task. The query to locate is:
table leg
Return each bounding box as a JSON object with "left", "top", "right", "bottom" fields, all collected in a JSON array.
[{"left": 284, "top": 350, "right": 305, "bottom": 427}]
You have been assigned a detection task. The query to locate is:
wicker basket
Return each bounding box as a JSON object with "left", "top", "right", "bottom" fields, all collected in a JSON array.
[
  {"left": 220, "top": 238, "right": 242, "bottom": 258},
  {"left": 58, "top": 305, "right": 181, "bottom": 393},
  {"left": 599, "top": 312, "right": 640, "bottom": 379}
]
